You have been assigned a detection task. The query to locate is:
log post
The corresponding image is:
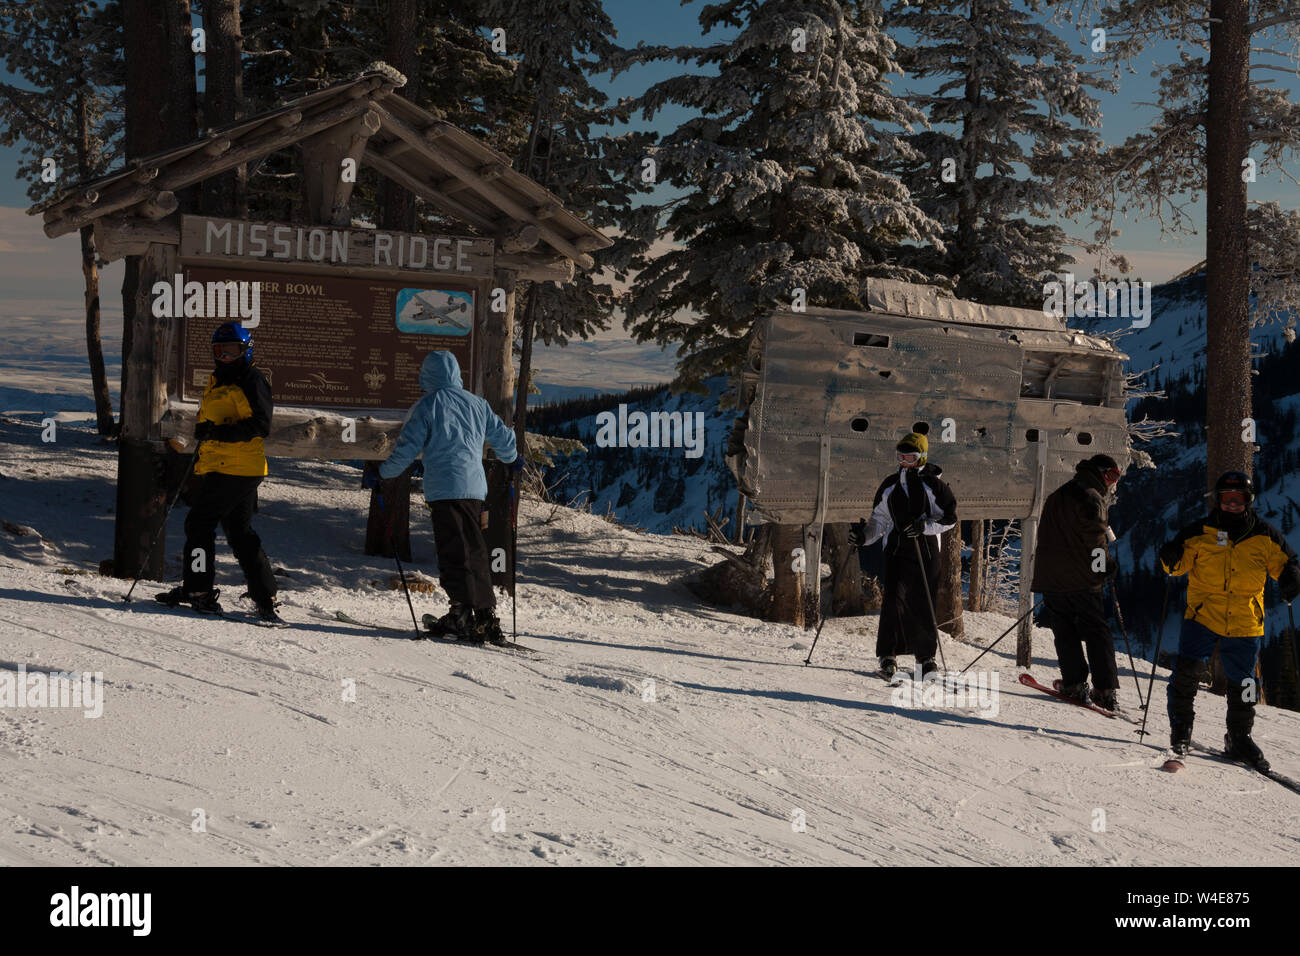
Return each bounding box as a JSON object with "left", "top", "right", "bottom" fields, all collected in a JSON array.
[
  {"left": 482, "top": 268, "right": 517, "bottom": 588},
  {"left": 937, "top": 524, "right": 966, "bottom": 640},
  {"left": 113, "top": 241, "right": 176, "bottom": 580}
]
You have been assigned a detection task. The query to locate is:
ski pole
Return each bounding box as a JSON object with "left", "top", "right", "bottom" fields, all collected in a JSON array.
[
  {"left": 123, "top": 442, "right": 201, "bottom": 604},
  {"left": 1111, "top": 584, "right": 1146, "bottom": 709},
  {"left": 377, "top": 489, "right": 422, "bottom": 641},
  {"left": 955, "top": 599, "right": 1042, "bottom": 676},
  {"left": 804, "top": 544, "right": 858, "bottom": 666},
  {"left": 509, "top": 462, "right": 519, "bottom": 642},
  {"left": 1289, "top": 601, "right": 1298, "bottom": 698},
  {"left": 912, "top": 533, "right": 948, "bottom": 673},
  {"left": 1137, "top": 575, "right": 1172, "bottom": 741}
]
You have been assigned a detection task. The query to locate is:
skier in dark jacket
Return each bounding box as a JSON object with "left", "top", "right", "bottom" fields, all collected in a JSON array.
[
  {"left": 851, "top": 431, "right": 958, "bottom": 680},
  {"left": 1030, "top": 454, "right": 1123, "bottom": 709},
  {"left": 379, "top": 351, "right": 519, "bottom": 644},
  {"left": 1159, "top": 471, "right": 1300, "bottom": 768},
  {"left": 156, "top": 321, "right": 281, "bottom": 623}
]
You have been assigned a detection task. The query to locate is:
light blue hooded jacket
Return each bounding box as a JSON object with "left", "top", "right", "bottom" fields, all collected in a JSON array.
[{"left": 379, "top": 351, "right": 518, "bottom": 501}]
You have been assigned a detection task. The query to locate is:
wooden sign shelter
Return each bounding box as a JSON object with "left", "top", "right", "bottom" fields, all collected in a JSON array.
[
  {"left": 29, "top": 65, "right": 611, "bottom": 579},
  {"left": 728, "top": 278, "right": 1131, "bottom": 651}
]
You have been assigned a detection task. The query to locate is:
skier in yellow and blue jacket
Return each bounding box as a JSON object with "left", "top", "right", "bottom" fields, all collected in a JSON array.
[
  {"left": 156, "top": 322, "right": 281, "bottom": 623},
  {"left": 1159, "top": 471, "right": 1300, "bottom": 768}
]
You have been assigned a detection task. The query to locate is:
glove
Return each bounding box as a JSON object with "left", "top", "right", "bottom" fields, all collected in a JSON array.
[
  {"left": 902, "top": 516, "right": 928, "bottom": 539},
  {"left": 509, "top": 456, "right": 525, "bottom": 473},
  {"left": 1281, "top": 562, "right": 1300, "bottom": 603},
  {"left": 1105, "top": 556, "right": 1118, "bottom": 580},
  {"left": 193, "top": 421, "right": 215, "bottom": 442},
  {"left": 1158, "top": 541, "right": 1181, "bottom": 570},
  {"left": 848, "top": 521, "right": 866, "bottom": 548},
  {"left": 362, "top": 467, "right": 380, "bottom": 490}
]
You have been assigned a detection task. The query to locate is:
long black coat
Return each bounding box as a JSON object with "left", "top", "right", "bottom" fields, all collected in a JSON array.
[{"left": 857, "top": 465, "right": 958, "bottom": 660}]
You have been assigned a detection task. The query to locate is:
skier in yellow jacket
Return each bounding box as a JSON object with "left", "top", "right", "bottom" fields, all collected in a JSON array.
[
  {"left": 157, "top": 322, "right": 280, "bottom": 623},
  {"left": 1159, "top": 471, "right": 1300, "bottom": 768}
]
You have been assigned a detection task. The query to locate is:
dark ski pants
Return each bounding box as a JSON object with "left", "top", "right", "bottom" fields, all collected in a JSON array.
[
  {"left": 181, "top": 473, "right": 276, "bottom": 604},
  {"left": 429, "top": 499, "right": 495, "bottom": 610},
  {"left": 876, "top": 535, "right": 940, "bottom": 662},
  {"left": 1167, "top": 618, "right": 1261, "bottom": 737},
  {"left": 1043, "top": 590, "right": 1118, "bottom": 690}
]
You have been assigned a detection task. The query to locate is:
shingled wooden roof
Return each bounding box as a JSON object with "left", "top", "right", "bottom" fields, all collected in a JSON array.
[{"left": 31, "top": 65, "right": 612, "bottom": 268}]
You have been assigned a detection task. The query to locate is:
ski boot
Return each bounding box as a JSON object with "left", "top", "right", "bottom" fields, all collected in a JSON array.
[
  {"left": 254, "top": 598, "right": 286, "bottom": 626},
  {"left": 156, "top": 587, "right": 222, "bottom": 615},
  {"left": 878, "top": 657, "right": 897, "bottom": 681},
  {"left": 427, "top": 603, "right": 478, "bottom": 641},
  {"left": 1224, "top": 733, "right": 1270, "bottom": 772},
  {"left": 475, "top": 607, "right": 507, "bottom": 646},
  {"left": 920, "top": 658, "right": 940, "bottom": 680},
  {"left": 1058, "top": 680, "right": 1090, "bottom": 703},
  {"left": 1170, "top": 719, "right": 1193, "bottom": 758},
  {"left": 1090, "top": 687, "right": 1119, "bottom": 711}
]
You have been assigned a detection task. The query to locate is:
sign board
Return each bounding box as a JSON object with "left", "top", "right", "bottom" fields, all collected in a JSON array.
[
  {"left": 170, "top": 216, "right": 495, "bottom": 417},
  {"left": 177, "top": 265, "right": 478, "bottom": 411},
  {"left": 180, "top": 215, "right": 494, "bottom": 277}
]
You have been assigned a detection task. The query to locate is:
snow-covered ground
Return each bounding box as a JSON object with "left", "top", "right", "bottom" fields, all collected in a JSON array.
[{"left": 1, "top": 416, "right": 1297, "bottom": 866}]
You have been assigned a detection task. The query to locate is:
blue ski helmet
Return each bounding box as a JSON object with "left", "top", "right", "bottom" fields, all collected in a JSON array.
[{"left": 211, "top": 321, "right": 252, "bottom": 364}]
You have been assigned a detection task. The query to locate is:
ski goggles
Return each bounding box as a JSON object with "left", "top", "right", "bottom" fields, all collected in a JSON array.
[
  {"left": 1218, "top": 491, "right": 1249, "bottom": 508},
  {"left": 897, "top": 451, "right": 921, "bottom": 466},
  {"left": 1101, "top": 467, "right": 1121, "bottom": 485},
  {"left": 213, "top": 342, "right": 245, "bottom": 361}
]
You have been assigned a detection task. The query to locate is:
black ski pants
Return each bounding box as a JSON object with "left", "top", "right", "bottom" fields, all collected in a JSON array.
[
  {"left": 182, "top": 473, "right": 276, "bottom": 604},
  {"left": 1042, "top": 590, "right": 1118, "bottom": 690},
  {"left": 429, "top": 499, "right": 495, "bottom": 610}
]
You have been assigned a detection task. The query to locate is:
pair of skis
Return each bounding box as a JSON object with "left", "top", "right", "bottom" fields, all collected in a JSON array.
[
  {"left": 334, "top": 610, "right": 540, "bottom": 656},
  {"left": 1018, "top": 672, "right": 1300, "bottom": 795},
  {"left": 150, "top": 592, "right": 290, "bottom": 629}
]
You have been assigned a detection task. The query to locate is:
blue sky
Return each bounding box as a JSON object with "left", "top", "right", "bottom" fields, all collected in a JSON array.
[{"left": 3, "top": 0, "right": 1300, "bottom": 396}]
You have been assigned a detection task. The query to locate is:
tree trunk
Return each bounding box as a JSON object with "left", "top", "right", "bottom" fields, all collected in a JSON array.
[
  {"left": 967, "top": 519, "right": 984, "bottom": 611},
  {"left": 200, "top": 0, "right": 245, "bottom": 218},
  {"left": 1204, "top": 0, "right": 1253, "bottom": 491},
  {"left": 79, "top": 224, "right": 114, "bottom": 435},
  {"left": 512, "top": 282, "right": 539, "bottom": 452},
  {"left": 828, "top": 522, "right": 864, "bottom": 616},
  {"left": 1016, "top": 516, "right": 1038, "bottom": 667},
  {"left": 770, "top": 523, "right": 805, "bottom": 625},
  {"left": 115, "top": 0, "right": 198, "bottom": 579},
  {"left": 379, "top": 0, "right": 420, "bottom": 232},
  {"left": 71, "top": 42, "right": 113, "bottom": 436},
  {"left": 937, "top": 524, "right": 966, "bottom": 639}
]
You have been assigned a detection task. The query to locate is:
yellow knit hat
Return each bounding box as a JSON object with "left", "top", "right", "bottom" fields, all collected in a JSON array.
[{"left": 897, "top": 432, "right": 928, "bottom": 462}]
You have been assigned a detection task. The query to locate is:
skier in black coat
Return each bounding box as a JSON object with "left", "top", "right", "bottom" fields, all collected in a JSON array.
[
  {"left": 851, "top": 431, "right": 958, "bottom": 680},
  {"left": 1030, "top": 454, "right": 1124, "bottom": 709}
]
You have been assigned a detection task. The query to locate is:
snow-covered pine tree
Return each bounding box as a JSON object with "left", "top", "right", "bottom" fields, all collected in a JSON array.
[
  {"left": 886, "top": 0, "right": 1110, "bottom": 308},
  {"left": 1067, "top": 0, "right": 1300, "bottom": 489},
  {"left": 483, "top": 0, "right": 649, "bottom": 448},
  {"left": 239, "top": 1, "right": 526, "bottom": 225},
  {"left": 614, "top": 0, "right": 946, "bottom": 388},
  {"left": 0, "top": 0, "right": 123, "bottom": 435}
]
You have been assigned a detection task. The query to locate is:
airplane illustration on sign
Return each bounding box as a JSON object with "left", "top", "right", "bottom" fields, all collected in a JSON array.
[{"left": 397, "top": 290, "right": 472, "bottom": 333}]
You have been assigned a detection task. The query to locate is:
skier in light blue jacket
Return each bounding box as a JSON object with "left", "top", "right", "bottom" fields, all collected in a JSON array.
[{"left": 380, "top": 350, "right": 519, "bottom": 643}]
